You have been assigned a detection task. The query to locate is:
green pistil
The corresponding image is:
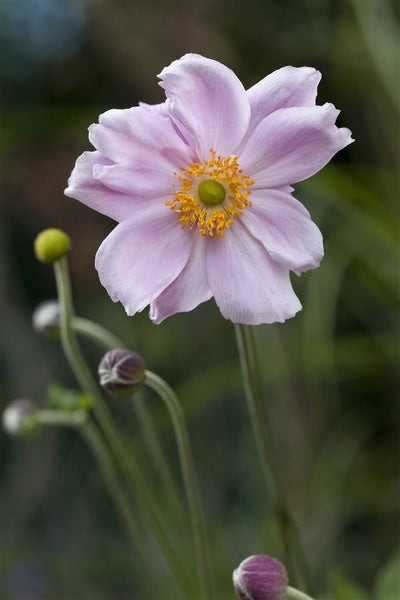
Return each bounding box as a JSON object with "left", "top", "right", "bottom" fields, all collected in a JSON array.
[{"left": 198, "top": 179, "right": 226, "bottom": 206}]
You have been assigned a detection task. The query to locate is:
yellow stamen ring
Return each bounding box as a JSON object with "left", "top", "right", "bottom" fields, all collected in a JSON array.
[{"left": 166, "top": 149, "right": 254, "bottom": 239}]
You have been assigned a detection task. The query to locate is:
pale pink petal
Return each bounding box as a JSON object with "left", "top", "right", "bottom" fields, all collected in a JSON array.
[
  {"left": 240, "top": 104, "right": 354, "bottom": 188},
  {"left": 65, "top": 151, "right": 137, "bottom": 222},
  {"left": 149, "top": 236, "right": 212, "bottom": 323},
  {"left": 92, "top": 163, "right": 173, "bottom": 199},
  {"left": 158, "top": 53, "right": 251, "bottom": 160},
  {"left": 95, "top": 207, "right": 193, "bottom": 316},
  {"left": 246, "top": 66, "right": 321, "bottom": 136},
  {"left": 205, "top": 223, "right": 302, "bottom": 324},
  {"left": 89, "top": 105, "right": 192, "bottom": 168},
  {"left": 241, "top": 190, "right": 324, "bottom": 274}
]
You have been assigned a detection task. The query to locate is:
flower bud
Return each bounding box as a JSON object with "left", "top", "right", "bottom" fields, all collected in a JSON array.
[
  {"left": 233, "top": 555, "right": 288, "bottom": 600},
  {"left": 2, "top": 399, "right": 39, "bottom": 438},
  {"left": 34, "top": 228, "right": 71, "bottom": 263},
  {"left": 32, "top": 300, "right": 60, "bottom": 338},
  {"left": 98, "top": 349, "right": 146, "bottom": 398}
]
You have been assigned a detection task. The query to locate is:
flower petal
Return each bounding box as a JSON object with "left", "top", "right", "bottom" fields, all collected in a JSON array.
[
  {"left": 92, "top": 163, "right": 172, "bottom": 199},
  {"left": 158, "top": 53, "right": 251, "bottom": 160},
  {"left": 246, "top": 66, "right": 321, "bottom": 136},
  {"left": 65, "top": 151, "right": 137, "bottom": 222},
  {"left": 89, "top": 105, "right": 192, "bottom": 168},
  {"left": 95, "top": 207, "right": 193, "bottom": 316},
  {"left": 149, "top": 236, "right": 212, "bottom": 323},
  {"left": 241, "top": 190, "right": 324, "bottom": 274},
  {"left": 240, "top": 104, "right": 354, "bottom": 188},
  {"left": 205, "top": 223, "right": 302, "bottom": 324}
]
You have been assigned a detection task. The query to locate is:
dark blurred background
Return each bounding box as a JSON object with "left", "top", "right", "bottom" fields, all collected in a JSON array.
[{"left": 0, "top": 0, "right": 399, "bottom": 599}]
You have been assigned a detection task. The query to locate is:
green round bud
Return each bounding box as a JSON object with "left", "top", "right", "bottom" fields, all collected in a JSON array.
[
  {"left": 2, "top": 399, "right": 39, "bottom": 438},
  {"left": 34, "top": 228, "right": 71, "bottom": 263},
  {"left": 198, "top": 179, "right": 226, "bottom": 206},
  {"left": 98, "top": 349, "right": 146, "bottom": 398}
]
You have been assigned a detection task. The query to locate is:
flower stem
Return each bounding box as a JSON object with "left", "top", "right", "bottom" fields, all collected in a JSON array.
[
  {"left": 145, "top": 369, "right": 214, "bottom": 600},
  {"left": 286, "top": 586, "right": 315, "bottom": 600},
  {"left": 36, "top": 409, "right": 87, "bottom": 427},
  {"left": 72, "top": 316, "right": 210, "bottom": 596},
  {"left": 72, "top": 316, "right": 123, "bottom": 350},
  {"left": 36, "top": 409, "right": 154, "bottom": 589},
  {"left": 53, "top": 257, "right": 191, "bottom": 594},
  {"left": 234, "top": 324, "right": 311, "bottom": 591},
  {"left": 72, "top": 317, "right": 183, "bottom": 515}
]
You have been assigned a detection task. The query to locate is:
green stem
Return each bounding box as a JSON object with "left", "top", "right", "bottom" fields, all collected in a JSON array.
[
  {"left": 286, "top": 586, "right": 315, "bottom": 600},
  {"left": 80, "top": 420, "right": 152, "bottom": 572},
  {"left": 234, "top": 324, "right": 311, "bottom": 591},
  {"left": 134, "top": 393, "right": 183, "bottom": 514},
  {"left": 53, "top": 258, "right": 191, "bottom": 595},
  {"left": 72, "top": 316, "right": 123, "bottom": 350},
  {"left": 37, "top": 409, "right": 152, "bottom": 587},
  {"left": 72, "top": 317, "right": 183, "bottom": 515},
  {"left": 145, "top": 369, "right": 214, "bottom": 600},
  {"left": 36, "top": 409, "right": 86, "bottom": 427}
]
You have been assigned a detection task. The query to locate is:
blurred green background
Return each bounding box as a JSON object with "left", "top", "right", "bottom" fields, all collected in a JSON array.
[{"left": 0, "top": 0, "right": 398, "bottom": 598}]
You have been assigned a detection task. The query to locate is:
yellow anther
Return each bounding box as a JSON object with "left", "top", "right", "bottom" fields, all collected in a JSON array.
[{"left": 166, "top": 150, "right": 254, "bottom": 239}]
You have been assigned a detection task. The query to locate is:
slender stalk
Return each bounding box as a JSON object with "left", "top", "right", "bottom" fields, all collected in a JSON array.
[
  {"left": 286, "top": 586, "right": 315, "bottom": 600},
  {"left": 53, "top": 257, "right": 191, "bottom": 594},
  {"left": 80, "top": 420, "right": 152, "bottom": 574},
  {"left": 134, "top": 393, "right": 183, "bottom": 514},
  {"left": 72, "top": 316, "right": 123, "bottom": 350},
  {"left": 36, "top": 409, "right": 153, "bottom": 588},
  {"left": 72, "top": 317, "right": 183, "bottom": 515},
  {"left": 145, "top": 369, "right": 214, "bottom": 600},
  {"left": 234, "top": 324, "right": 311, "bottom": 592},
  {"left": 36, "top": 409, "right": 86, "bottom": 427}
]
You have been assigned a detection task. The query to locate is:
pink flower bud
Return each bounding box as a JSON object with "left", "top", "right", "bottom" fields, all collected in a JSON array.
[
  {"left": 233, "top": 555, "right": 288, "bottom": 600},
  {"left": 98, "top": 349, "right": 145, "bottom": 398}
]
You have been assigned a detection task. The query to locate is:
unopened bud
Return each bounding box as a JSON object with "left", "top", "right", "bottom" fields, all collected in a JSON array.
[
  {"left": 32, "top": 300, "right": 60, "bottom": 338},
  {"left": 34, "top": 228, "right": 71, "bottom": 263},
  {"left": 2, "top": 399, "right": 39, "bottom": 438},
  {"left": 98, "top": 349, "right": 145, "bottom": 398},
  {"left": 233, "top": 555, "right": 288, "bottom": 600}
]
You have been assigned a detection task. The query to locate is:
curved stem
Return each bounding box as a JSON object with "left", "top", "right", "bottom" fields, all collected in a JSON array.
[
  {"left": 37, "top": 409, "right": 153, "bottom": 589},
  {"left": 145, "top": 369, "right": 214, "bottom": 600},
  {"left": 73, "top": 317, "right": 183, "bottom": 515},
  {"left": 234, "top": 324, "right": 312, "bottom": 592},
  {"left": 286, "top": 586, "right": 315, "bottom": 600},
  {"left": 53, "top": 258, "right": 191, "bottom": 595},
  {"left": 72, "top": 316, "right": 123, "bottom": 350},
  {"left": 134, "top": 393, "right": 183, "bottom": 514}
]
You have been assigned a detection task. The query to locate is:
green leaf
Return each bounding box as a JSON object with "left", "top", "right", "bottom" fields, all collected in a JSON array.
[{"left": 46, "top": 383, "right": 88, "bottom": 411}]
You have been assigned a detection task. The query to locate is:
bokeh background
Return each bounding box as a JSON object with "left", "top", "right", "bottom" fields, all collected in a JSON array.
[{"left": 0, "top": 0, "right": 399, "bottom": 598}]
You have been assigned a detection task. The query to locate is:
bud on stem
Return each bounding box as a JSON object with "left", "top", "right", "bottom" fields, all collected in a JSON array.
[{"left": 98, "top": 349, "right": 146, "bottom": 398}]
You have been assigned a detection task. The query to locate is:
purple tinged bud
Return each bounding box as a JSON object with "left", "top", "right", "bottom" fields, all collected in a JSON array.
[
  {"left": 2, "top": 399, "right": 39, "bottom": 438},
  {"left": 32, "top": 300, "right": 60, "bottom": 338},
  {"left": 233, "top": 555, "right": 288, "bottom": 600},
  {"left": 98, "top": 349, "right": 146, "bottom": 398}
]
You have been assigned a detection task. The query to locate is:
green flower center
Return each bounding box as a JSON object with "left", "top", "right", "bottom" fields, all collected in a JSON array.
[{"left": 198, "top": 179, "right": 226, "bottom": 206}]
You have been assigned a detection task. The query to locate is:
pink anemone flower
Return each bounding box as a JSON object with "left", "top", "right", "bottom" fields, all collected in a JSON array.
[{"left": 65, "top": 53, "right": 353, "bottom": 325}]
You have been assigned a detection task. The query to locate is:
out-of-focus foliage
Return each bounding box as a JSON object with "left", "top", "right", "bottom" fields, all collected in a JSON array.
[{"left": 0, "top": 0, "right": 398, "bottom": 598}]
